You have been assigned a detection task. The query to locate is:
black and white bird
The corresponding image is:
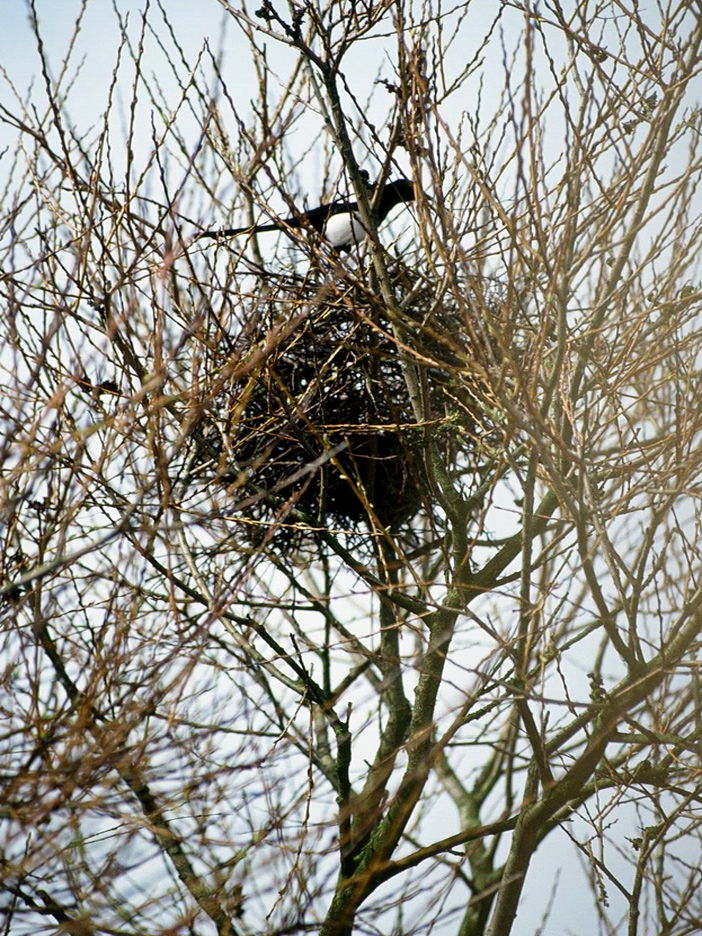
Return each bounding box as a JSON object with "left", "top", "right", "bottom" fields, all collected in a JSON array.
[{"left": 199, "top": 178, "right": 415, "bottom": 251}]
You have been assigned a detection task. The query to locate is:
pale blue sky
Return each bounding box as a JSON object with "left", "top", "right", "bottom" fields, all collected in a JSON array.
[{"left": 0, "top": 0, "right": 514, "bottom": 201}]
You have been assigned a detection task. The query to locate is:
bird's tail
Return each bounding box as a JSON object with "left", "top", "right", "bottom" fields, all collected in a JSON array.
[{"left": 199, "top": 221, "right": 292, "bottom": 239}]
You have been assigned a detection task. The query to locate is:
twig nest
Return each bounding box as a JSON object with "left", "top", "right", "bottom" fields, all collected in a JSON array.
[{"left": 196, "top": 263, "right": 516, "bottom": 544}]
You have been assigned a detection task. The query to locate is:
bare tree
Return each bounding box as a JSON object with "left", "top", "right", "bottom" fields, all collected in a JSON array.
[{"left": 2, "top": 2, "right": 702, "bottom": 935}]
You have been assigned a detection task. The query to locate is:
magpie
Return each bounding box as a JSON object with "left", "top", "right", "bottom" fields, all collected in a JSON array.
[{"left": 199, "top": 178, "right": 415, "bottom": 251}]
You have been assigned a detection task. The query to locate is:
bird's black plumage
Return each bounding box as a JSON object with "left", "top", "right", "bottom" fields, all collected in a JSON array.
[{"left": 200, "top": 178, "right": 415, "bottom": 250}]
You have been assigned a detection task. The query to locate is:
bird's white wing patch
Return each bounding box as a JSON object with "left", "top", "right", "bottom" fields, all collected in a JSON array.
[{"left": 323, "top": 212, "right": 366, "bottom": 248}]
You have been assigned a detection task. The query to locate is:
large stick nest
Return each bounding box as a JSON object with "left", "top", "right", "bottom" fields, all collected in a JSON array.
[{"left": 195, "top": 264, "right": 516, "bottom": 541}]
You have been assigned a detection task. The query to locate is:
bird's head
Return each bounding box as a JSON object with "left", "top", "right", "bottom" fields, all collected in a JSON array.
[
  {"left": 388, "top": 178, "right": 415, "bottom": 205},
  {"left": 375, "top": 178, "right": 416, "bottom": 223}
]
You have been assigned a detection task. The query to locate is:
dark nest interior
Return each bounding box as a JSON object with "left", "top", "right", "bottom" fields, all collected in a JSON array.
[{"left": 193, "top": 263, "right": 514, "bottom": 544}]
